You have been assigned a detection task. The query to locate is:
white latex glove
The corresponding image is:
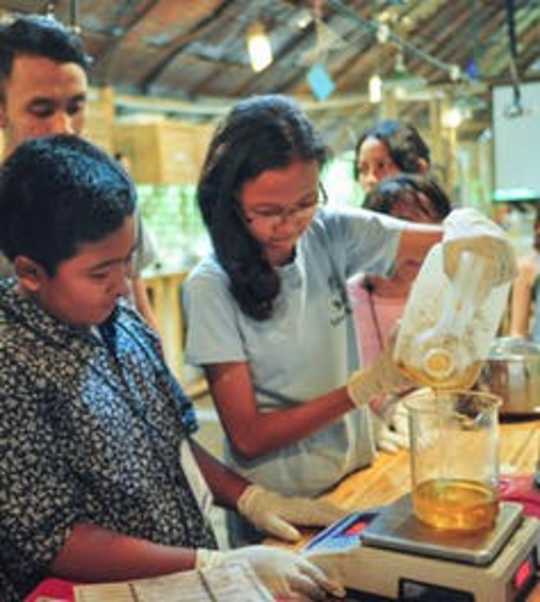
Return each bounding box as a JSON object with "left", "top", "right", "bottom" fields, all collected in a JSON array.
[
  {"left": 237, "top": 484, "right": 349, "bottom": 543},
  {"left": 369, "top": 407, "right": 408, "bottom": 454},
  {"left": 442, "top": 207, "right": 517, "bottom": 287},
  {"left": 196, "top": 546, "right": 346, "bottom": 600},
  {"left": 347, "top": 342, "right": 414, "bottom": 408},
  {"left": 389, "top": 400, "right": 410, "bottom": 444}
]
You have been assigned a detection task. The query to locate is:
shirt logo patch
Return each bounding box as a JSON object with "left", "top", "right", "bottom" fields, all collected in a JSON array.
[{"left": 328, "top": 275, "right": 352, "bottom": 326}]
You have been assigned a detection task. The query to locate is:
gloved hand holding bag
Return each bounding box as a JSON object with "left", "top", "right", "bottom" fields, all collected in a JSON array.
[{"left": 442, "top": 207, "right": 517, "bottom": 287}]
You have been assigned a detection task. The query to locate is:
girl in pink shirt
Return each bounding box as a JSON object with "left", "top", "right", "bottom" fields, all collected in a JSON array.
[{"left": 348, "top": 174, "right": 452, "bottom": 448}]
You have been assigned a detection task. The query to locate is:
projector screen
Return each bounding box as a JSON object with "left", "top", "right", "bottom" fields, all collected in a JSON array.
[{"left": 493, "top": 82, "right": 540, "bottom": 202}]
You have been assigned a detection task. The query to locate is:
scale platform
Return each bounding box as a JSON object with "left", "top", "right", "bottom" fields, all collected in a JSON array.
[
  {"left": 304, "top": 494, "right": 540, "bottom": 601},
  {"left": 361, "top": 493, "right": 522, "bottom": 566}
]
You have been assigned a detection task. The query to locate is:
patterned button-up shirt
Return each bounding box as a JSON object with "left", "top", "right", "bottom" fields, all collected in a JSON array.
[{"left": 0, "top": 279, "right": 217, "bottom": 601}]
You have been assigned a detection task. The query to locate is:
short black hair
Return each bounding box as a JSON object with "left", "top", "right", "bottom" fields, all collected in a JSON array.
[
  {"left": 0, "top": 135, "right": 136, "bottom": 275},
  {"left": 198, "top": 94, "right": 328, "bottom": 320},
  {"left": 353, "top": 120, "right": 430, "bottom": 181},
  {"left": 0, "top": 15, "right": 90, "bottom": 98}
]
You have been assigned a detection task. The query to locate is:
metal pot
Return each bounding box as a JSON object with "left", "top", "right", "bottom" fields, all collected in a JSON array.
[{"left": 478, "top": 336, "right": 540, "bottom": 417}]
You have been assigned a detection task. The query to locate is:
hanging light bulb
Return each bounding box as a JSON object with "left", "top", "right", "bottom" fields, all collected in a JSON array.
[
  {"left": 442, "top": 106, "right": 464, "bottom": 128},
  {"left": 376, "top": 23, "right": 390, "bottom": 44},
  {"left": 296, "top": 9, "right": 312, "bottom": 29},
  {"left": 369, "top": 74, "right": 382, "bottom": 103},
  {"left": 246, "top": 22, "right": 273, "bottom": 72},
  {"left": 394, "top": 50, "right": 406, "bottom": 73},
  {"left": 449, "top": 64, "right": 462, "bottom": 82}
]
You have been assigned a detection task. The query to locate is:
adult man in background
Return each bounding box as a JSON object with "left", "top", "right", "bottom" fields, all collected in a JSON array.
[{"left": 0, "top": 14, "right": 160, "bottom": 332}]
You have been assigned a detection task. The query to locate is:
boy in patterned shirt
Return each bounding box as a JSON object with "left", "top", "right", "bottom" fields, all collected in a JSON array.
[{"left": 0, "top": 135, "right": 346, "bottom": 602}]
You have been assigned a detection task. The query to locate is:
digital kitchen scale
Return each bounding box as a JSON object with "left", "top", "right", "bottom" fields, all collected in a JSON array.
[{"left": 304, "top": 494, "right": 540, "bottom": 601}]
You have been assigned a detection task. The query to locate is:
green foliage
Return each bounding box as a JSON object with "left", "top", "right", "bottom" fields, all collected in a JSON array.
[{"left": 137, "top": 185, "right": 209, "bottom": 271}]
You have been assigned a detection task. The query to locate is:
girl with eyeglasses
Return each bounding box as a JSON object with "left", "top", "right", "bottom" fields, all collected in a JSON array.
[{"left": 182, "top": 95, "right": 506, "bottom": 546}]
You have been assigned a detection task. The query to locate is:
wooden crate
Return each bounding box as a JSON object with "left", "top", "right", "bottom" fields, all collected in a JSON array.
[
  {"left": 83, "top": 87, "right": 114, "bottom": 153},
  {"left": 113, "top": 120, "right": 213, "bottom": 185}
]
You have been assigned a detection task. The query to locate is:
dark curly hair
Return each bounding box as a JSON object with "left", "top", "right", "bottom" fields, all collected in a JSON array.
[
  {"left": 0, "top": 134, "right": 136, "bottom": 276},
  {"left": 363, "top": 173, "right": 451, "bottom": 222},
  {"left": 198, "top": 94, "right": 328, "bottom": 321},
  {"left": 353, "top": 120, "right": 430, "bottom": 181}
]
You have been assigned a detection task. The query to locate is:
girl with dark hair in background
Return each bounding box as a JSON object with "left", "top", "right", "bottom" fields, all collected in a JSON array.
[
  {"left": 351, "top": 120, "right": 438, "bottom": 451},
  {"left": 354, "top": 120, "right": 431, "bottom": 193}
]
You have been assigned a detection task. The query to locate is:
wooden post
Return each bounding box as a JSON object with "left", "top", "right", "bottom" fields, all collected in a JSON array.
[
  {"left": 99, "top": 86, "right": 115, "bottom": 123},
  {"left": 442, "top": 96, "right": 459, "bottom": 197},
  {"left": 381, "top": 91, "right": 398, "bottom": 119},
  {"left": 84, "top": 86, "right": 115, "bottom": 153},
  {"left": 143, "top": 271, "right": 188, "bottom": 382},
  {"left": 429, "top": 98, "right": 444, "bottom": 179}
]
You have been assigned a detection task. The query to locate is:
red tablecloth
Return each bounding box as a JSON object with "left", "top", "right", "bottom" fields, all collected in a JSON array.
[
  {"left": 24, "top": 578, "right": 75, "bottom": 601},
  {"left": 499, "top": 473, "right": 540, "bottom": 518}
]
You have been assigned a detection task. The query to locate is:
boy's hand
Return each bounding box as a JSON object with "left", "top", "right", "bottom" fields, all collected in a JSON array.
[
  {"left": 196, "top": 547, "right": 346, "bottom": 599},
  {"left": 237, "top": 485, "right": 349, "bottom": 543}
]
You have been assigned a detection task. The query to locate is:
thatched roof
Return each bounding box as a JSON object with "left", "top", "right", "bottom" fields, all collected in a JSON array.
[{"left": 2, "top": 0, "right": 540, "bottom": 149}]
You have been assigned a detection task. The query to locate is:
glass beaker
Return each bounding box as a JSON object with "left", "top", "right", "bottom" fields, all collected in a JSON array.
[{"left": 405, "top": 388, "right": 502, "bottom": 531}]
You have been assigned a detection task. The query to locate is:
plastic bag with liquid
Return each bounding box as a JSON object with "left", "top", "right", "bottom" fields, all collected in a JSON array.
[{"left": 394, "top": 243, "right": 511, "bottom": 390}]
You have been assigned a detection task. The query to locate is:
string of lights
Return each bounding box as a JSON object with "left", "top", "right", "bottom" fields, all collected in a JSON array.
[{"left": 325, "top": 0, "right": 472, "bottom": 84}]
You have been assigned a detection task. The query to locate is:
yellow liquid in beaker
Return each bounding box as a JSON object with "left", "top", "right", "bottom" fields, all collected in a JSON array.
[
  {"left": 412, "top": 478, "right": 499, "bottom": 531},
  {"left": 398, "top": 361, "right": 483, "bottom": 391}
]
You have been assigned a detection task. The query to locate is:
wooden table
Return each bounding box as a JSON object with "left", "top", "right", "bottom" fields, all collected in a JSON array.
[
  {"left": 268, "top": 420, "right": 540, "bottom": 600},
  {"left": 143, "top": 270, "right": 188, "bottom": 381}
]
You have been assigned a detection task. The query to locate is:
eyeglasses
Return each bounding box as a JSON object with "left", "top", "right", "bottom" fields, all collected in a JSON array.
[{"left": 241, "top": 184, "right": 328, "bottom": 228}]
